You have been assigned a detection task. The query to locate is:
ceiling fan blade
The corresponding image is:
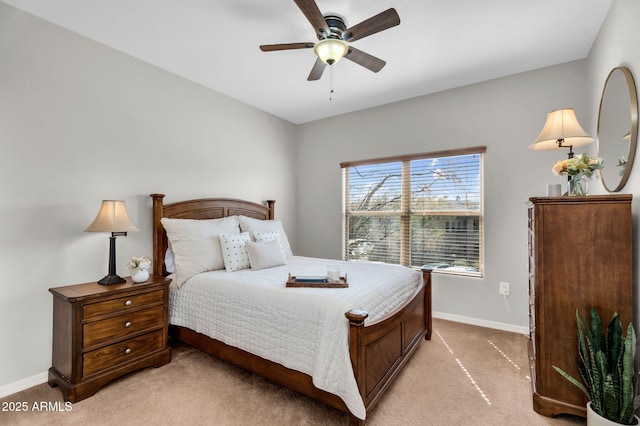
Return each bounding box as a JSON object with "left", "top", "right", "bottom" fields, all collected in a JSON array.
[
  {"left": 307, "top": 57, "right": 326, "bottom": 81},
  {"left": 343, "top": 8, "right": 400, "bottom": 42},
  {"left": 294, "top": 0, "right": 329, "bottom": 37},
  {"left": 260, "top": 42, "right": 315, "bottom": 52},
  {"left": 345, "top": 47, "right": 386, "bottom": 73}
]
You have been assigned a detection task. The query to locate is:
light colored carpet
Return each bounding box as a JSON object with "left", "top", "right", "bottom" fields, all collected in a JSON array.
[{"left": 0, "top": 319, "right": 586, "bottom": 425}]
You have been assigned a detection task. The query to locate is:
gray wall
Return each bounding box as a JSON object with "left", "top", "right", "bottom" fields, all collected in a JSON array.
[{"left": 0, "top": 3, "right": 297, "bottom": 391}]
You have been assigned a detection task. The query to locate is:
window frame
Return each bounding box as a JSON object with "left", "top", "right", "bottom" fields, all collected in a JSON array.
[{"left": 341, "top": 146, "right": 486, "bottom": 277}]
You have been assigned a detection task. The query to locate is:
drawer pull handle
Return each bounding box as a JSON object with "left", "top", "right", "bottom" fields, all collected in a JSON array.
[
  {"left": 125, "top": 321, "right": 132, "bottom": 328},
  {"left": 125, "top": 300, "right": 132, "bottom": 306},
  {"left": 124, "top": 348, "right": 132, "bottom": 355}
]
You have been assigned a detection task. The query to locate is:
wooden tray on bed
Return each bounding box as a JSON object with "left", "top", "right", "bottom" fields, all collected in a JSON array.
[{"left": 286, "top": 275, "right": 348, "bottom": 288}]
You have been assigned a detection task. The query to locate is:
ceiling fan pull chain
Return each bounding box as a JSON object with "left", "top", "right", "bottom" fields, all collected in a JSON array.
[{"left": 329, "top": 65, "right": 334, "bottom": 101}]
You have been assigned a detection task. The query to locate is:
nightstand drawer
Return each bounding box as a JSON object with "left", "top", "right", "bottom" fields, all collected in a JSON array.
[
  {"left": 83, "top": 330, "right": 164, "bottom": 377},
  {"left": 83, "top": 289, "right": 164, "bottom": 318},
  {"left": 83, "top": 306, "right": 164, "bottom": 347}
]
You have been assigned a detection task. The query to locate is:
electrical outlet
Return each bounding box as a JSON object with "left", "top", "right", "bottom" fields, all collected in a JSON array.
[{"left": 499, "top": 282, "right": 510, "bottom": 296}]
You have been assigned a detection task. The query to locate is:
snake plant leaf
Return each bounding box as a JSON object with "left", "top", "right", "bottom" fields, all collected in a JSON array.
[
  {"left": 591, "top": 307, "right": 604, "bottom": 353},
  {"left": 620, "top": 323, "right": 636, "bottom": 424},
  {"left": 553, "top": 365, "right": 589, "bottom": 399},
  {"left": 603, "top": 373, "right": 620, "bottom": 421},
  {"left": 607, "top": 312, "right": 622, "bottom": 371},
  {"left": 588, "top": 326, "right": 607, "bottom": 415},
  {"left": 576, "top": 315, "right": 593, "bottom": 398},
  {"left": 593, "top": 349, "right": 609, "bottom": 415}
]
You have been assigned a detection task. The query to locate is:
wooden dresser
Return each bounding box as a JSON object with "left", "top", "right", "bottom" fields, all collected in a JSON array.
[
  {"left": 48, "top": 275, "right": 171, "bottom": 402},
  {"left": 527, "top": 194, "right": 633, "bottom": 418}
]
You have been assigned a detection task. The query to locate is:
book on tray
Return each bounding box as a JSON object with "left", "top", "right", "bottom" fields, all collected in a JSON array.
[{"left": 294, "top": 276, "right": 328, "bottom": 283}]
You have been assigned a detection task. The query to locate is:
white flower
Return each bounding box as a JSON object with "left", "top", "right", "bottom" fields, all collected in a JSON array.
[
  {"left": 551, "top": 153, "right": 603, "bottom": 179},
  {"left": 128, "top": 256, "right": 151, "bottom": 271}
]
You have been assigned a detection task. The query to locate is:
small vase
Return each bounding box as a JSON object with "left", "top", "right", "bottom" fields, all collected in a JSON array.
[
  {"left": 131, "top": 268, "right": 149, "bottom": 283},
  {"left": 568, "top": 176, "right": 588, "bottom": 196}
]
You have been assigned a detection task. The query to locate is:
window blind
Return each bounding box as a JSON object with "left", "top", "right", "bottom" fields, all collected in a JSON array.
[{"left": 342, "top": 147, "right": 485, "bottom": 276}]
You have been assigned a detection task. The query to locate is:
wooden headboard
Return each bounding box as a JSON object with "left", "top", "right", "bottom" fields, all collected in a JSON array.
[{"left": 150, "top": 194, "right": 275, "bottom": 276}]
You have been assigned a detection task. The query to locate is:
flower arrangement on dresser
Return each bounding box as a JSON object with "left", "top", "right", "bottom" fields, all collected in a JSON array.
[
  {"left": 128, "top": 256, "right": 151, "bottom": 283},
  {"left": 552, "top": 153, "right": 604, "bottom": 196}
]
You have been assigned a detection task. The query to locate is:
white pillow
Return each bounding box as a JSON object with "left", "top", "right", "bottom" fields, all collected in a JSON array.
[
  {"left": 161, "top": 216, "right": 239, "bottom": 287},
  {"left": 254, "top": 231, "right": 286, "bottom": 258},
  {"left": 246, "top": 239, "right": 286, "bottom": 270},
  {"left": 219, "top": 232, "right": 251, "bottom": 272},
  {"left": 164, "top": 241, "right": 175, "bottom": 273},
  {"left": 238, "top": 216, "right": 293, "bottom": 256}
]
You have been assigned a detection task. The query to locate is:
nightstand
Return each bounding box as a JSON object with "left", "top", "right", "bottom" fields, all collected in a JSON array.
[{"left": 48, "top": 275, "right": 171, "bottom": 402}]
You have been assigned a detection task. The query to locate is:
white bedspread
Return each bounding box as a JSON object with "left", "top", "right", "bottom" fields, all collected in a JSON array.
[{"left": 169, "top": 256, "right": 422, "bottom": 420}]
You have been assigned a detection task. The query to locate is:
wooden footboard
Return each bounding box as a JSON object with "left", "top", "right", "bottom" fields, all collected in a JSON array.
[{"left": 346, "top": 268, "right": 431, "bottom": 425}]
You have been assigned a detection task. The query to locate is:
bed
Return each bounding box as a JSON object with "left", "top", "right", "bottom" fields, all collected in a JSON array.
[{"left": 151, "top": 194, "right": 432, "bottom": 425}]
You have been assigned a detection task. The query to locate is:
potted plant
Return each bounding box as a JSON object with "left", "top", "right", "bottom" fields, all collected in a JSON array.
[
  {"left": 553, "top": 307, "right": 638, "bottom": 425},
  {"left": 128, "top": 256, "right": 151, "bottom": 283}
]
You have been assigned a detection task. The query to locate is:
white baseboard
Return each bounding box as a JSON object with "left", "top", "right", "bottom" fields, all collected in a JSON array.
[
  {"left": 433, "top": 311, "right": 529, "bottom": 336},
  {"left": 1, "top": 313, "right": 528, "bottom": 399},
  {"left": 0, "top": 372, "right": 47, "bottom": 399}
]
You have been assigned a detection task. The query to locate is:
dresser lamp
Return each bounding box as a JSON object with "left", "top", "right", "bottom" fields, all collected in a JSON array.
[
  {"left": 85, "top": 200, "right": 139, "bottom": 285},
  {"left": 529, "top": 108, "right": 594, "bottom": 158}
]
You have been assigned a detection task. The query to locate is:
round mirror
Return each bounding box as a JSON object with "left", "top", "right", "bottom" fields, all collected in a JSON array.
[{"left": 597, "top": 67, "right": 638, "bottom": 192}]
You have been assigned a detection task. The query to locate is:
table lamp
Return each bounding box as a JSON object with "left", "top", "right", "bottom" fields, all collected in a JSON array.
[
  {"left": 529, "top": 108, "right": 594, "bottom": 158},
  {"left": 85, "top": 200, "right": 139, "bottom": 284}
]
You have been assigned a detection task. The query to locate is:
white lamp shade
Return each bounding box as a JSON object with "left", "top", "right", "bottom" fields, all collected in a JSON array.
[
  {"left": 529, "top": 108, "right": 594, "bottom": 150},
  {"left": 85, "top": 200, "right": 139, "bottom": 233},
  {"left": 314, "top": 39, "right": 348, "bottom": 65}
]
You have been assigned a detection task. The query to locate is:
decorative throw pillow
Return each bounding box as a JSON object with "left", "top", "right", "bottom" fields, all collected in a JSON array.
[
  {"left": 254, "top": 231, "right": 286, "bottom": 258},
  {"left": 246, "top": 239, "right": 286, "bottom": 270},
  {"left": 219, "top": 232, "right": 251, "bottom": 272},
  {"left": 238, "top": 216, "right": 293, "bottom": 256},
  {"left": 161, "top": 216, "right": 239, "bottom": 287}
]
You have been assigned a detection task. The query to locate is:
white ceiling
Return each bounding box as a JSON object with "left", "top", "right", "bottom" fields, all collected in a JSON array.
[{"left": 3, "top": 0, "right": 612, "bottom": 124}]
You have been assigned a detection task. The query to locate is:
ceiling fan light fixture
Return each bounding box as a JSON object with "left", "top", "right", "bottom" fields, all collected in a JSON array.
[{"left": 314, "top": 38, "right": 348, "bottom": 65}]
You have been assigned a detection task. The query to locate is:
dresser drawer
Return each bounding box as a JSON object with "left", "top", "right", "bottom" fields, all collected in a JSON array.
[
  {"left": 83, "top": 306, "right": 164, "bottom": 348},
  {"left": 83, "top": 330, "right": 164, "bottom": 377},
  {"left": 83, "top": 290, "right": 164, "bottom": 318}
]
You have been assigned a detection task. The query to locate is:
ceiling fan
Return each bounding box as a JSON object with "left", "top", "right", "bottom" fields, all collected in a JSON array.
[{"left": 259, "top": 0, "right": 400, "bottom": 81}]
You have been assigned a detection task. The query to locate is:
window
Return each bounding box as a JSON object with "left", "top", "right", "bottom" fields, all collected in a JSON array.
[{"left": 341, "top": 146, "right": 485, "bottom": 277}]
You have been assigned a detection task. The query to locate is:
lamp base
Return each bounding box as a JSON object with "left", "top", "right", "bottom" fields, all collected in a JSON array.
[{"left": 97, "top": 274, "right": 126, "bottom": 285}]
